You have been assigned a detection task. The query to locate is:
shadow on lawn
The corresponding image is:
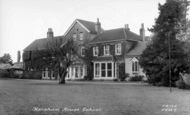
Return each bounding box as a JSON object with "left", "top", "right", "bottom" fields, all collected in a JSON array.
[{"left": 28, "top": 82, "right": 94, "bottom": 86}]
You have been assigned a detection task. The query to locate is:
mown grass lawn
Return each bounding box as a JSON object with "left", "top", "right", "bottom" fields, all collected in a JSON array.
[{"left": 0, "top": 79, "right": 190, "bottom": 115}]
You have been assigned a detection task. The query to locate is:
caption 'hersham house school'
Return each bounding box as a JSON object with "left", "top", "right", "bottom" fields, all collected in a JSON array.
[{"left": 23, "top": 19, "right": 150, "bottom": 80}]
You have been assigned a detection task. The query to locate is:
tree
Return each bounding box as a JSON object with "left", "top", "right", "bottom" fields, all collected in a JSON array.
[
  {"left": 139, "top": 0, "right": 190, "bottom": 86},
  {"left": 0, "top": 53, "right": 13, "bottom": 65},
  {"left": 26, "top": 38, "right": 78, "bottom": 84},
  {"left": 45, "top": 39, "right": 78, "bottom": 84}
]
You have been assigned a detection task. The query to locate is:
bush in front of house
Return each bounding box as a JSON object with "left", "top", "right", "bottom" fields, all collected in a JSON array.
[
  {"left": 118, "top": 63, "right": 129, "bottom": 81},
  {"left": 119, "top": 73, "right": 130, "bottom": 81},
  {"left": 129, "top": 75, "right": 144, "bottom": 82},
  {"left": 0, "top": 70, "right": 10, "bottom": 78},
  {"left": 23, "top": 71, "right": 42, "bottom": 79},
  {"left": 176, "top": 80, "right": 186, "bottom": 89}
]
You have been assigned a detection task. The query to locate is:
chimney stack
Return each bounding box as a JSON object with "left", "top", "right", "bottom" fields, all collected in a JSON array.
[
  {"left": 95, "top": 18, "right": 101, "bottom": 34},
  {"left": 140, "top": 23, "right": 145, "bottom": 41},
  {"left": 125, "top": 24, "right": 130, "bottom": 31},
  {"left": 17, "top": 51, "right": 21, "bottom": 63},
  {"left": 47, "top": 28, "right": 54, "bottom": 38}
]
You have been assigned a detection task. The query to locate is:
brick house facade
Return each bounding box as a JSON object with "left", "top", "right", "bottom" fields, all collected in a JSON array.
[{"left": 23, "top": 19, "right": 147, "bottom": 80}]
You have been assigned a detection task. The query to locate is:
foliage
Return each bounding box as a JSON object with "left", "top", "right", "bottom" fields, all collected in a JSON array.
[
  {"left": 139, "top": 0, "right": 190, "bottom": 86},
  {"left": 0, "top": 70, "right": 9, "bottom": 78},
  {"left": 23, "top": 38, "right": 78, "bottom": 84},
  {"left": 119, "top": 63, "right": 128, "bottom": 81},
  {"left": 128, "top": 75, "right": 143, "bottom": 82},
  {"left": 176, "top": 79, "right": 186, "bottom": 89},
  {"left": 23, "top": 71, "right": 42, "bottom": 79},
  {"left": 81, "top": 46, "right": 94, "bottom": 80},
  {"left": 0, "top": 53, "right": 13, "bottom": 65}
]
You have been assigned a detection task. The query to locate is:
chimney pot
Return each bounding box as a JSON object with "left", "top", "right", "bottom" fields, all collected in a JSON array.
[
  {"left": 47, "top": 28, "right": 54, "bottom": 38},
  {"left": 95, "top": 18, "right": 101, "bottom": 34},
  {"left": 125, "top": 24, "right": 130, "bottom": 31},
  {"left": 140, "top": 23, "right": 145, "bottom": 41},
  {"left": 17, "top": 51, "right": 21, "bottom": 63}
]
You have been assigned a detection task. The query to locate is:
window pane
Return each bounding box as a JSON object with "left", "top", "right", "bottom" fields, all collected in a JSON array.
[
  {"left": 79, "top": 33, "right": 83, "bottom": 40},
  {"left": 75, "top": 67, "right": 78, "bottom": 78},
  {"left": 108, "top": 70, "right": 112, "bottom": 77},
  {"left": 81, "top": 48, "right": 85, "bottom": 56},
  {"left": 108, "top": 63, "right": 112, "bottom": 69},
  {"left": 132, "top": 62, "right": 135, "bottom": 72},
  {"left": 102, "top": 70, "right": 106, "bottom": 77},
  {"left": 101, "top": 63, "right": 106, "bottom": 77},
  {"left": 102, "top": 63, "right": 105, "bottom": 69}
]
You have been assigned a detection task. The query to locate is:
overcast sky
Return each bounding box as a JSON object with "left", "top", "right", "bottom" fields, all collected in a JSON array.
[{"left": 0, "top": 0, "right": 168, "bottom": 62}]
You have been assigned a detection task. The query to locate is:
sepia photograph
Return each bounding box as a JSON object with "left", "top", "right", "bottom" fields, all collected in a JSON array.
[{"left": 0, "top": 0, "right": 190, "bottom": 114}]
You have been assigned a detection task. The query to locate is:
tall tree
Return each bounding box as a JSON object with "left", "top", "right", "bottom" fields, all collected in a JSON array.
[{"left": 139, "top": 0, "right": 190, "bottom": 86}]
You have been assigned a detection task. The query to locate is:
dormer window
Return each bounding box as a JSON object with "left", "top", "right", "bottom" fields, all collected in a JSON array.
[
  {"left": 104, "top": 45, "right": 110, "bottom": 56},
  {"left": 79, "top": 32, "right": 84, "bottom": 40},
  {"left": 115, "top": 43, "right": 122, "bottom": 55},
  {"left": 93, "top": 46, "right": 99, "bottom": 56},
  {"left": 81, "top": 47, "right": 85, "bottom": 56}
]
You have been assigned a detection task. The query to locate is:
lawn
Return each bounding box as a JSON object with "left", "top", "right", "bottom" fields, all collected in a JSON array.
[{"left": 0, "top": 79, "right": 190, "bottom": 115}]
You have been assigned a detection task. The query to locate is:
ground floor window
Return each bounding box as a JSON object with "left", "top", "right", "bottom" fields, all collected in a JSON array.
[
  {"left": 94, "top": 62, "right": 114, "bottom": 78},
  {"left": 101, "top": 63, "right": 106, "bottom": 77},
  {"left": 107, "top": 63, "right": 112, "bottom": 77},
  {"left": 70, "top": 65, "right": 84, "bottom": 78},
  {"left": 132, "top": 61, "right": 139, "bottom": 73},
  {"left": 80, "top": 66, "right": 83, "bottom": 77},
  {"left": 95, "top": 63, "right": 100, "bottom": 77}
]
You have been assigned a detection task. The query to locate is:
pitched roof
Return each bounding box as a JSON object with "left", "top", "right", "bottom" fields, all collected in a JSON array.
[
  {"left": 125, "top": 41, "right": 147, "bottom": 57},
  {"left": 10, "top": 62, "right": 23, "bottom": 70},
  {"left": 0, "top": 63, "right": 12, "bottom": 70},
  {"left": 64, "top": 19, "right": 104, "bottom": 36},
  {"left": 24, "top": 36, "right": 65, "bottom": 51},
  {"left": 89, "top": 28, "right": 142, "bottom": 44},
  {"left": 77, "top": 19, "right": 98, "bottom": 34}
]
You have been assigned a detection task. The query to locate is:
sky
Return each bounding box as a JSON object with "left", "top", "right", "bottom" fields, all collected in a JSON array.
[{"left": 0, "top": 0, "right": 167, "bottom": 62}]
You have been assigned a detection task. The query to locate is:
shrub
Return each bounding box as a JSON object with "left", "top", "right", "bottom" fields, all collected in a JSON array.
[
  {"left": 0, "top": 70, "right": 9, "bottom": 78},
  {"left": 129, "top": 75, "right": 143, "bottom": 82},
  {"left": 113, "top": 78, "right": 118, "bottom": 82},
  {"left": 119, "top": 63, "right": 128, "bottom": 81},
  {"left": 83, "top": 75, "right": 91, "bottom": 81},
  {"left": 23, "top": 71, "right": 42, "bottom": 79},
  {"left": 176, "top": 80, "right": 186, "bottom": 89}
]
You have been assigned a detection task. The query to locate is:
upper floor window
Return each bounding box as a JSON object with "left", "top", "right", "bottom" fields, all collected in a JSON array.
[
  {"left": 93, "top": 46, "right": 99, "bottom": 56},
  {"left": 73, "top": 33, "right": 77, "bottom": 40},
  {"left": 115, "top": 43, "right": 122, "bottom": 55},
  {"left": 104, "top": 45, "right": 110, "bottom": 56},
  {"left": 79, "top": 32, "right": 84, "bottom": 40},
  {"left": 132, "top": 61, "right": 139, "bottom": 73},
  {"left": 81, "top": 47, "right": 85, "bottom": 56}
]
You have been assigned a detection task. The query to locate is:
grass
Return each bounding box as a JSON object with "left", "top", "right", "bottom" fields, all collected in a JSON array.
[{"left": 0, "top": 79, "right": 190, "bottom": 115}]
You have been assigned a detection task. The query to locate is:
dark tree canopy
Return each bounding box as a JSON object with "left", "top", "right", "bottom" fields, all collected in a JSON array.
[
  {"left": 0, "top": 53, "right": 13, "bottom": 65},
  {"left": 139, "top": 0, "right": 190, "bottom": 86},
  {"left": 23, "top": 38, "right": 78, "bottom": 84}
]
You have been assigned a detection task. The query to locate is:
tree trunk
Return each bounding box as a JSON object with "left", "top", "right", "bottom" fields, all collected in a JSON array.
[{"left": 59, "top": 71, "right": 67, "bottom": 84}]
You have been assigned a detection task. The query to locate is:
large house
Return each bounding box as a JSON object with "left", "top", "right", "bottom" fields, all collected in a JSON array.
[{"left": 23, "top": 19, "right": 148, "bottom": 80}]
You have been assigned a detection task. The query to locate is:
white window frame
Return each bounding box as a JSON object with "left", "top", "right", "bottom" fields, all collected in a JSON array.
[
  {"left": 132, "top": 61, "right": 139, "bottom": 73},
  {"left": 94, "top": 62, "right": 114, "bottom": 79},
  {"left": 104, "top": 45, "right": 110, "bottom": 56},
  {"left": 95, "top": 63, "right": 100, "bottom": 77},
  {"left": 115, "top": 43, "right": 122, "bottom": 55},
  {"left": 93, "top": 46, "right": 99, "bottom": 56},
  {"left": 79, "top": 32, "right": 84, "bottom": 40},
  {"left": 81, "top": 47, "right": 85, "bottom": 56}
]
